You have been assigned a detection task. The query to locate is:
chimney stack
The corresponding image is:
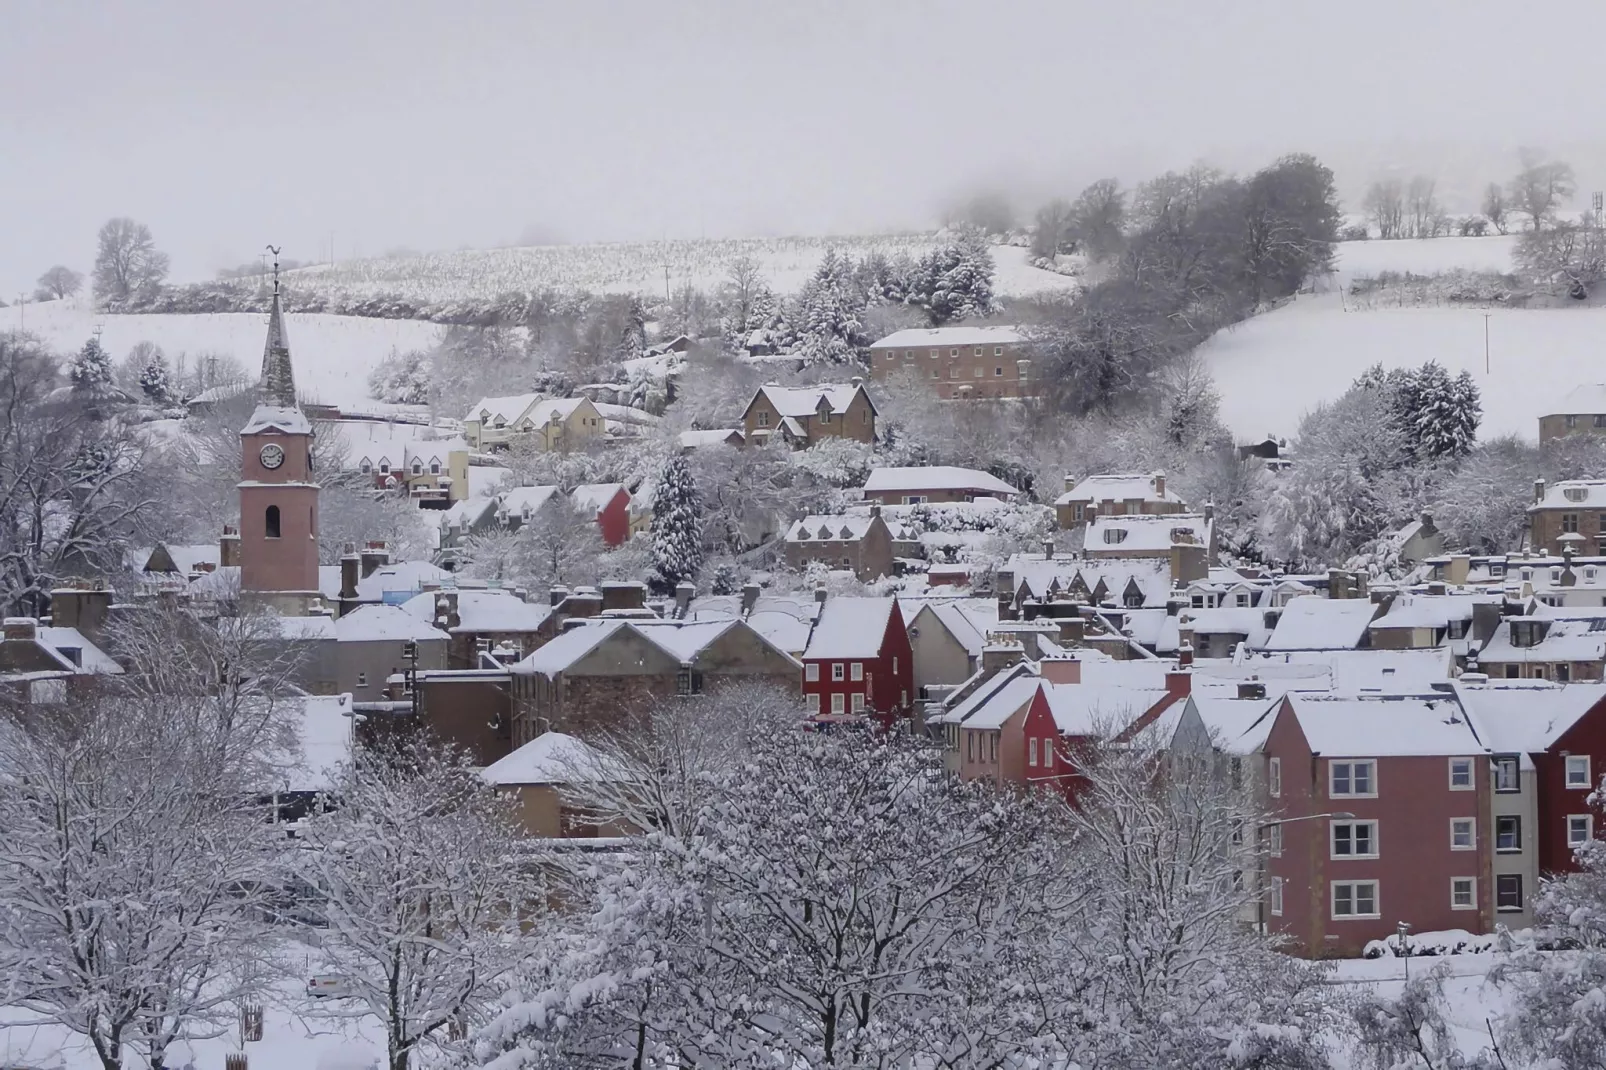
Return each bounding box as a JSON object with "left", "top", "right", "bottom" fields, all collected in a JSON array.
[
  {"left": 1040, "top": 653, "right": 1080, "bottom": 684},
  {"left": 1237, "top": 680, "right": 1267, "bottom": 700},
  {"left": 674, "top": 581, "right": 696, "bottom": 618},
  {"left": 1152, "top": 470, "right": 1166, "bottom": 499},
  {"left": 1535, "top": 478, "right": 1547, "bottom": 505},
  {"left": 815, "top": 586, "right": 829, "bottom": 605},
  {"left": 549, "top": 585, "right": 570, "bottom": 607},
  {"left": 1165, "top": 668, "right": 1192, "bottom": 698},
  {"left": 2, "top": 617, "right": 39, "bottom": 641},
  {"left": 339, "top": 544, "right": 360, "bottom": 601},
  {"left": 219, "top": 525, "right": 241, "bottom": 569},
  {"left": 1178, "top": 641, "right": 1194, "bottom": 667},
  {"left": 359, "top": 542, "right": 389, "bottom": 578},
  {"left": 741, "top": 582, "right": 762, "bottom": 616}
]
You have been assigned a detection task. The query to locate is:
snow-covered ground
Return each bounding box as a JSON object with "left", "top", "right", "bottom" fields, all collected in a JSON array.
[
  {"left": 0, "top": 977, "right": 389, "bottom": 1069},
  {"left": 1200, "top": 234, "right": 1592, "bottom": 442},
  {"left": 6, "top": 299, "right": 446, "bottom": 411},
  {"left": 1327, "top": 951, "right": 1518, "bottom": 1068},
  {"left": 282, "top": 235, "right": 1078, "bottom": 304}
]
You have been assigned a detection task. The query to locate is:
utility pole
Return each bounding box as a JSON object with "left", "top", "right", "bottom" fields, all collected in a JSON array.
[
  {"left": 664, "top": 261, "right": 671, "bottom": 305},
  {"left": 1483, "top": 313, "right": 1491, "bottom": 375}
]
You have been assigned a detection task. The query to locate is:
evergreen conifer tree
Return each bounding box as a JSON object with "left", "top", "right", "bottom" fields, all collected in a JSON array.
[
  {"left": 138, "top": 349, "right": 172, "bottom": 404},
  {"left": 68, "top": 336, "right": 113, "bottom": 392},
  {"left": 650, "top": 453, "right": 704, "bottom": 589}
]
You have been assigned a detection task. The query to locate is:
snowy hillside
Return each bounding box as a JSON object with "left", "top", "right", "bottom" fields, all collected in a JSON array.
[
  {"left": 1200, "top": 234, "right": 1593, "bottom": 442},
  {"left": 6, "top": 300, "right": 446, "bottom": 410},
  {"left": 280, "top": 235, "right": 1078, "bottom": 304}
]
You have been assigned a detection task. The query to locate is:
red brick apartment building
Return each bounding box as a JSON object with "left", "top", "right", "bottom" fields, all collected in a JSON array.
[{"left": 867, "top": 326, "right": 1038, "bottom": 400}]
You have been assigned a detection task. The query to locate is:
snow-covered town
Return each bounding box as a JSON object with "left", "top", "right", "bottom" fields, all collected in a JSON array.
[{"left": 8, "top": 5, "right": 1606, "bottom": 1069}]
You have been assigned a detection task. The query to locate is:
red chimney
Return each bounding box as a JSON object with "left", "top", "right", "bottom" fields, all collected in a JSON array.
[
  {"left": 1177, "top": 641, "right": 1194, "bottom": 666},
  {"left": 1165, "top": 669, "right": 1192, "bottom": 698}
]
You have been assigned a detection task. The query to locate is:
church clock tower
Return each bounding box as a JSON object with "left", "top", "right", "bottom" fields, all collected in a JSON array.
[{"left": 239, "top": 251, "right": 321, "bottom": 610}]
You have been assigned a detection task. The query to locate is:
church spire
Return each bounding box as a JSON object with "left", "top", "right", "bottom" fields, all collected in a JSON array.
[{"left": 259, "top": 245, "right": 298, "bottom": 409}]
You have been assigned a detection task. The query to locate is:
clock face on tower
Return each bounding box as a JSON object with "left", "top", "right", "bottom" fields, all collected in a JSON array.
[{"left": 259, "top": 443, "right": 286, "bottom": 470}]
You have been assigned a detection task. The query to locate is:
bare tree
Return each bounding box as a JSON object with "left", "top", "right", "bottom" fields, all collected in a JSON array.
[
  {"left": 1030, "top": 197, "right": 1076, "bottom": 260},
  {"left": 457, "top": 495, "right": 603, "bottom": 594},
  {"left": 1067, "top": 178, "right": 1126, "bottom": 261},
  {"left": 722, "top": 255, "right": 766, "bottom": 335},
  {"left": 0, "top": 333, "right": 162, "bottom": 616},
  {"left": 1363, "top": 178, "right": 1405, "bottom": 239},
  {"left": 0, "top": 607, "right": 304, "bottom": 1070},
  {"left": 297, "top": 738, "right": 544, "bottom": 1070},
  {"left": 1515, "top": 215, "right": 1606, "bottom": 298},
  {"left": 1507, "top": 149, "right": 1576, "bottom": 231},
  {"left": 92, "top": 218, "right": 171, "bottom": 304},
  {"left": 1405, "top": 175, "right": 1441, "bottom": 238},
  {"left": 35, "top": 265, "right": 84, "bottom": 300},
  {"left": 1482, "top": 182, "right": 1509, "bottom": 234}
]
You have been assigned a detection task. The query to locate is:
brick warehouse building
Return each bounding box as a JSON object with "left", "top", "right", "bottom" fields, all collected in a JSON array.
[{"left": 866, "top": 326, "right": 1038, "bottom": 400}]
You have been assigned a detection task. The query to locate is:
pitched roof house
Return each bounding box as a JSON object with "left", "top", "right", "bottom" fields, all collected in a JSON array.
[
  {"left": 462, "top": 395, "right": 605, "bottom": 452},
  {"left": 800, "top": 596, "right": 914, "bottom": 721},
  {"left": 1056, "top": 472, "right": 1186, "bottom": 529},
  {"left": 783, "top": 510, "right": 898, "bottom": 581},
  {"left": 741, "top": 383, "right": 876, "bottom": 447},
  {"left": 861, "top": 466, "right": 1020, "bottom": 505}
]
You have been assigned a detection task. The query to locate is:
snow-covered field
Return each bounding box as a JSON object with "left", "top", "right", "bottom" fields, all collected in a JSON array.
[
  {"left": 282, "top": 235, "right": 1078, "bottom": 303},
  {"left": 6, "top": 299, "right": 446, "bottom": 410},
  {"left": 1200, "top": 234, "right": 1593, "bottom": 442}
]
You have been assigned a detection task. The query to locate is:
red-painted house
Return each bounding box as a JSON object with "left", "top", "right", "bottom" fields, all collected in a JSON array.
[
  {"left": 571, "top": 483, "right": 632, "bottom": 547},
  {"left": 943, "top": 654, "right": 1191, "bottom": 794},
  {"left": 1259, "top": 693, "right": 1496, "bottom": 958},
  {"left": 801, "top": 596, "right": 914, "bottom": 721}
]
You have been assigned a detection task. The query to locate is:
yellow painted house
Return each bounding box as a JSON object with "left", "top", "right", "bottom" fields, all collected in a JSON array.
[{"left": 463, "top": 394, "right": 605, "bottom": 452}]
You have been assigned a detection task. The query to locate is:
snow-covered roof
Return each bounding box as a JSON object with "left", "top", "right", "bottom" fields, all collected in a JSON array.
[
  {"left": 1531, "top": 480, "right": 1606, "bottom": 511},
  {"left": 592, "top": 402, "right": 658, "bottom": 426},
  {"left": 187, "top": 565, "right": 241, "bottom": 600},
  {"left": 1041, "top": 681, "right": 1170, "bottom": 737},
  {"left": 1191, "top": 694, "right": 1284, "bottom": 754},
  {"left": 959, "top": 676, "right": 1042, "bottom": 730},
  {"left": 803, "top": 597, "right": 896, "bottom": 660},
  {"left": 1283, "top": 693, "right": 1483, "bottom": 757},
  {"left": 785, "top": 514, "right": 879, "bottom": 542},
  {"left": 914, "top": 601, "right": 990, "bottom": 657},
  {"left": 32, "top": 626, "right": 123, "bottom": 674},
  {"left": 397, "top": 589, "right": 553, "bottom": 634},
  {"left": 1458, "top": 681, "right": 1606, "bottom": 753},
  {"left": 1057, "top": 472, "right": 1181, "bottom": 505},
  {"left": 513, "top": 620, "right": 626, "bottom": 678},
  {"left": 1264, "top": 596, "right": 1379, "bottom": 651},
  {"left": 499, "top": 485, "right": 561, "bottom": 517},
  {"left": 465, "top": 392, "right": 542, "bottom": 425},
  {"left": 1479, "top": 617, "right": 1606, "bottom": 664},
  {"left": 863, "top": 466, "right": 1019, "bottom": 497},
  {"left": 482, "top": 731, "right": 619, "bottom": 787},
  {"left": 464, "top": 465, "right": 513, "bottom": 500},
  {"left": 1369, "top": 594, "right": 1492, "bottom": 630},
  {"left": 1236, "top": 648, "right": 1454, "bottom": 691},
  {"left": 241, "top": 404, "right": 311, "bottom": 436},
  {"left": 571, "top": 483, "right": 627, "bottom": 513},
  {"left": 356, "top": 560, "right": 450, "bottom": 602},
  {"left": 941, "top": 661, "right": 1039, "bottom": 725},
  {"left": 678, "top": 428, "right": 743, "bottom": 449},
  {"left": 261, "top": 614, "right": 338, "bottom": 641},
  {"left": 335, "top": 603, "right": 449, "bottom": 643},
  {"left": 1086, "top": 513, "right": 1210, "bottom": 554},
  {"left": 271, "top": 694, "right": 352, "bottom": 794},
  {"left": 1008, "top": 554, "right": 1174, "bottom": 609},
  {"left": 1543, "top": 384, "right": 1606, "bottom": 416},
  {"left": 137, "top": 542, "right": 222, "bottom": 574},
  {"left": 442, "top": 497, "right": 500, "bottom": 533},
  {"left": 1179, "top": 607, "right": 1275, "bottom": 648},
  {"left": 753, "top": 383, "right": 868, "bottom": 419},
  {"left": 868, "top": 325, "right": 1025, "bottom": 349}
]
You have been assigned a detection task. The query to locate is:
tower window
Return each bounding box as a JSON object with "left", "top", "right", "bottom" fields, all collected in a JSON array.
[{"left": 265, "top": 505, "right": 281, "bottom": 539}]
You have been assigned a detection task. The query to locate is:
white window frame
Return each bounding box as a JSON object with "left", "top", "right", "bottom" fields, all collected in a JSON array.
[
  {"left": 850, "top": 662, "right": 864, "bottom": 682},
  {"left": 1566, "top": 755, "right": 1592, "bottom": 789},
  {"left": 805, "top": 663, "right": 820, "bottom": 682},
  {"left": 1268, "top": 757, "right": 1282, "bottom": 798},
  {"left": 1448, "top": 757, "right": 1474, "bottom": 790},
  {"left": 832, "top": 663, "right": 845, "bottom": 682},
  {"left": 1569, "top": 814, "right": 1594, "bottom": 846},
  {"left": 1451, "top": 877, "right": 1477, "bottom": 911},
  {"left": 805, "top": 693, "right": 820, "bottom": 715},
  {"left": 1268, "top": 822, "right": 1282, "bottom": 858},
  {"left": 1493, "top": 756, "right": 1521, "bottom": 793},
  {"left": 1331, "top": 819, "right": 1379, "bottom": 860},
  {"left": 1450, "top": 817, "right": 1476, "bottom": 851},
  {"left": 1332, "top": 880, "right": 1380, "bottom": 920},
  {"left": 1329, "top": 759, "right": 1377, "bottom": 799},
  {"left": 850, "top": 693, "right": 865, "bottom": 714},
  {"left": 830, "top": 693, "right": 845, "bottom": 715},
  {"left": 1270, "top": 876, "right": 1284, "bottom": 917}
]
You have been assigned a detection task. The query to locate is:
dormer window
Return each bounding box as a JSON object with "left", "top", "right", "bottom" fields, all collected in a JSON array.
[
  {"left": 411, "top": 462, "right": 423, "bottom": 476},
  {"left": 360, "top": 459, "right": 372, "bottom": 474},
  {"left": 1103, "top": 528, "right": 1128, "bottom": 545},
  {"left": 430, "top": 461, "right": 441, "bottom": 475},
  {"left": 379, "top": 462, "right": 390, "bottom": 475},
  {"left": 1566, "top": 487, "right": 1589, "bottom": 502}
]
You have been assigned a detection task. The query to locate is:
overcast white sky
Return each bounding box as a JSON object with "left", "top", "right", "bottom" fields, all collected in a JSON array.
[{"left": 7, "top": 0, "right": 1606, "bottom": 293}]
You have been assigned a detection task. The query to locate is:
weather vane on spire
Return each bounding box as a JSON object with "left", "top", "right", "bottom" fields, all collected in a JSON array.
[{"left": 266, "top": 245, "right": 282, "bottom": 296}]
